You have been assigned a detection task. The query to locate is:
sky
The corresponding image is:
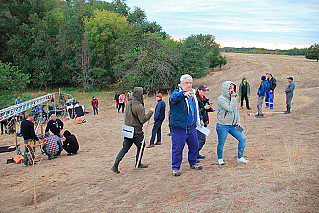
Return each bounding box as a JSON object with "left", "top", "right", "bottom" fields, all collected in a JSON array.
[{"left": 107, "top": 0, "right": 319, "bottom": 49}]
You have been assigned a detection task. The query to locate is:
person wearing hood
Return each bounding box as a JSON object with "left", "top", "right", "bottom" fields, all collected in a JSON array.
[
  {"left": 265, "top": 72, "right": 277, "bottom": 109},
  {"left": 112, "top": 87, "right": 155, "bottom": 174},
  {"left": 216, "top": 81, "right": 248, "bottom": 165},
  {"left": 169, "top": 74, "right": 204, "bottom": 176},
  {"left": 238, "top": 77, "right": 251, "bottom": 110},
  {"left": 257, "top": 76, "right": 268, "bottom": 117},
  {"left": 62, "top": 130, "right": 79, "bottom": 155}
]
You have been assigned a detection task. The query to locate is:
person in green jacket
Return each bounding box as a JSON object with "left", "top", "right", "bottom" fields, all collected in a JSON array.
[{"left": 238, "top": 77, "right": 251, "bottom": 110}]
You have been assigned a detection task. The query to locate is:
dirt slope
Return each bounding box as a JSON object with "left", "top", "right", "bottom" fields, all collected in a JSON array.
[{"left": 0, "top": 53, "right": 318, "bottom": 212}]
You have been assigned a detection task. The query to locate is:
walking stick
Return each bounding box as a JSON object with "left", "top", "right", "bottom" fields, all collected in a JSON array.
[{"left": 135, "top": 97, "right": 157, "bottom": 169}]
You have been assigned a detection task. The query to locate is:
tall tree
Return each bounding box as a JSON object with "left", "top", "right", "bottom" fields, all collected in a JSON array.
[{"left": 306, "top": 44, "right": 319, "bottom": 62}]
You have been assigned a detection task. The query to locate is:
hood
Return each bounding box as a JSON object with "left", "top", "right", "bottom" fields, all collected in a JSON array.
[
  {"left": 63, "top": 130, "right": 72, "bottom": 137},
  {"left": 242, "top": 77, "right": 247, "bottom": 82},
  {"left": 133, "top": 87, "right": 144, "bottom": 104},
  {"left": 221, "top": 81, "right": 236, "bottom": 98}
]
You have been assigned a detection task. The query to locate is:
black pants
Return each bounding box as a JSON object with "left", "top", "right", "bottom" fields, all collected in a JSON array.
[
  {"left": 62, "top": 144, "right": 78, "bottom": 154},
  {"left": 241, "top": 94, "right": 250, "bottom": 109},
  {"left": 93, "top": 108, "right": 98, "bottom": 115},
  {"left": 118, "top": 103, "right": 125, "bottom": 113},
  {"left": 114, "top": 133, "right": 144, "bottom": 167},
  {"left": 1, "top": 120, "right": 7, "bottom": 134}
]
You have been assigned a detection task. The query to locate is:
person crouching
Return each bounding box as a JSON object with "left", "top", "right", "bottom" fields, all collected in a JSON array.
[
  {"left": 62, "top": 130, "right": 79, "bottom": 155},
  {"left": 43, "top": 132, "right": 62, "bottom": 160}
]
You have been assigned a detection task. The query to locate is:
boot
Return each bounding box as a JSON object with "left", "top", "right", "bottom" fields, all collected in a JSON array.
[
  {"left": 111, "top": 165, "right": 120, "bottom": 174},
  {"left": 284, "top": 106, "right": 291, "bottom": 114}
]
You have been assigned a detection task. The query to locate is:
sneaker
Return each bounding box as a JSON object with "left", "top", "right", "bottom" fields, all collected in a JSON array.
[
  {"left": 167, "top": 132, "right": 172, "bottom": 136},
  {"left": 197, "top": 155, "right": 205, "bottom": 159},
  {"left": 190, "top": 164, "right": 203, "bottom": 170},
  {"left": 48, "top": 156, "right": 52, "bottom": 160},
  {"left": 247, "top": 107, "right": 252, "bottom": 110},
  {"left": 111, "top": 166, "right": 120, "bottom": 174},
  {"left": 146, "top": 144, "right": 154, "bottom": 148},
  {"left": 172, "top": 170, "right": 180, "bottom": 176},
  {"left": 137, "top": 164, "right": 148, "bottom": 168},
  {"left": 270, "top": 107, "right": 274, "bottom": 109},
  {"left": 256, "top": 114, "right": 264, "bottom": 118},
  {"left": 67, "top": 153, "right": 75, "bottom": 156},
  {"left": 237, "top": 157, "right": 248, "bottom": 163},
  {"left": 218, "top": 159, "right": 225, "bottom": 165},
  {"left": 265, "top": 106, "right": 269, "bottom": 108},
  {"left": 196, "top": 159, "right": 200, "bottom": 163},
  {"left": 154, "top": 142, "right": 161, "bottom": 145}
]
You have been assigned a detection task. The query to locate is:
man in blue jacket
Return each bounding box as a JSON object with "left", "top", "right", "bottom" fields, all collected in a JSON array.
[
  {"left": 147, "top": 93, "right": 166, "bottom": 148},
  {"left": 257, "top": 76, "right": 268, "bottom": 117},
  {"left": 169, "top": 74, "right": 204, "bottom": 176}
]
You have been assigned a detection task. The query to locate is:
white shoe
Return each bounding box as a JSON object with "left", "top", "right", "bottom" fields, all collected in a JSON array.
[
  {"left": 218, "top": 159, "right": 225, "bottom": 165},
  {"left": 237, "top": 157, "right": 248, "bottom": 163}
]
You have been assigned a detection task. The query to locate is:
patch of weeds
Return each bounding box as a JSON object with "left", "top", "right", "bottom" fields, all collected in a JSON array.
[
  {"left": 229, "top": 148, "right": 236, "bottom": 150},
  {"left": 299, "top": 112, "right": 310, "bottom": 115},
  {"left": 247, "top": 61, "right": 251, "bottom": 63},
  {"left": 295, "top": 122, "right": 302, "bottom": 125},
  {"left": 291, "top": 117, "right": 300, "bottom": 120},
  {"left": 89, "top": 183, "right": 96, "bottom": 187}
]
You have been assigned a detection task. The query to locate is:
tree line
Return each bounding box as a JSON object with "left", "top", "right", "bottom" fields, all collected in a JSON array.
[{"left": 0, "top": 0, "right": 226, "bottom": 97}]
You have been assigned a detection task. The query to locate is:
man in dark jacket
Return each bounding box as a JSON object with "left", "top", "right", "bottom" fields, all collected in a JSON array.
[
  {"left": 45, "top": 114, "right": 64, "bottom": 137},
  {"left": 257, "top": 76, "right": 268, "bottom": 117},
  {"left": 20, "top": 112, "right": 42, "bottom": 166},
  {"left": 111, "top": 87, "right": 155, "bottom": 174},
  {"left": 265, "top": 72, "right": 277, "bottom": 109},
  {"left": 169, "top": 74, "right": 204, "bottom": 176},
  {"left": 284, "top": 77, "right": 295, "bottom": 114},
  {"left": 239, "top": 77, "right": 251, "bottom": 110},
  {"left": 114, "top": 92, "right": 120, "bottom": 109},
  {"left": 147, "top": 93, "right": 166, "bottom": 148},
  {"left": 196, "top": 84, "right": 214, "bottom": 159},
  {"left": 62, "top": 130, "right": 79, "bottom": 155}
]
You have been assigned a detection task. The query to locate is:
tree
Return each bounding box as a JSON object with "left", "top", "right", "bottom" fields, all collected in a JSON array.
[
  {"left": 0, "top": 61, "right": 29, "bottom": 91},
  {"left": 305, "top": 44, "right": 319, "bottom": 62}
]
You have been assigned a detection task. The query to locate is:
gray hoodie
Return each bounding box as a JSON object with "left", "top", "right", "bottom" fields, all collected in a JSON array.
[{"left": 217, "top": 81, "right": 240, "bottom": 126}]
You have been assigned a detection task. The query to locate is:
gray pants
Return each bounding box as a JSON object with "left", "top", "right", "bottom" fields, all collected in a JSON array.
[
  {"left": 257, "top": 96, "right": 265, "bottom": 115},
  {"left": 286, "top": 93, "right": 293, "bottom": 106}
]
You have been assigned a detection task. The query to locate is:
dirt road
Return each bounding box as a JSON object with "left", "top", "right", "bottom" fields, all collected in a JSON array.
[{"left": 0, "top": 53, "right": 318, "bottom": 212}]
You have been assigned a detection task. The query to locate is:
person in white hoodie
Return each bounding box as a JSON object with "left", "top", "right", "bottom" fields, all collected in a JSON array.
[{"left": 216, "top": 81, "right": 248, "bottom": 165}]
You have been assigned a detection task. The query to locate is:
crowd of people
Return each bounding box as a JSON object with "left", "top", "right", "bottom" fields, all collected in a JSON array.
[{"left": 110, "top": 73, "right": 295, "bottom": 176}]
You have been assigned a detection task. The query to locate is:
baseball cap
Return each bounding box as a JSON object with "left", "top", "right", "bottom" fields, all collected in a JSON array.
[
  {"left": 156, "top": 93, "right": 162, "bottom": 98},
  {"left": 198, "top": 84, "right": 209, "bottom": 91},
  {"left": 287, "top": 77, "right": 293, "bottom": 80}
]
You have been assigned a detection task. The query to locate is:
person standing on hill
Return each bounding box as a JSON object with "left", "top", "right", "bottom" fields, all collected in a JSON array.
[
  {"left": 169, "top": 74, "right": 204, "bottom": 176},
  {"left": 265, "top": 72, "right": 277, "bottom": 109},
  {"left": 91, "top": 96, "right": 99, "bottom": 115},
  {"left": 256, "top": 76, "right": 268, "bottom": 117},
  {"left": 111, "top": 87, "right": 155, "bottom": 174},
  {"left": 216, "top": 81, "right": 248, "bottom": 165},
  {"left": 196, "top": 84, "right": 214, "bottom": 159},
  {"left": 284, "top": 77, "right": 295, "bottom": 114},
  {"left": 238, "top": 77, "right": 251, "bottom": 110},
  {"left": 114, "top": 92, "right": 120, "bottom": 109},
  {"left": 146, "top": 93, "right": 166, "bottom": 148},
  {"left": 127, "top": 90, "right": 133, "bottom": 102},
  {"left": 118, "top": 93, "right": 125, "bottom": 113}
]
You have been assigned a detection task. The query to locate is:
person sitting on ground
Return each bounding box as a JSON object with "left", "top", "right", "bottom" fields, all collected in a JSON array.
[
  {"left": 62, "top": 130, "right": 79, "bottom": 155},
  {"left": 45, "top": 114, "right": 64, "bottom": 137},
  {"left": 42, "top": 132, "right": 62, "bottom": 160}
]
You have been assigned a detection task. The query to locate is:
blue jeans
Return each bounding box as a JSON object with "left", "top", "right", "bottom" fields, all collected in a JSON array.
[
  {"left": 197, "top": 130, "right": 206, "bottom": 156},
  {"left": 114, "top": 133, "right": 144, "bottom": 167},
  {"left": 265, "top": 91, "right": 274, "bottom": 108},
  {"left": 171, "top": 126, "right": 198, "bottom": 170},
  {"left": 150, "top": 120, "right": 163, "bottom": 145},
  {"left": 216, "top": 123, "right": 246, "bottom": 159}
]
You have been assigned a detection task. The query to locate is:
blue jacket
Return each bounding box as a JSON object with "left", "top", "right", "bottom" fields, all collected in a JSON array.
[
  {"left": 169, "top": 88, "right": 202, "bottom": 130},
  {"left": 154, "top": 99, "right": 166, "bottom": 121},
  {"left": 258, "top": 80, "right": 268, "bottom": 97}
]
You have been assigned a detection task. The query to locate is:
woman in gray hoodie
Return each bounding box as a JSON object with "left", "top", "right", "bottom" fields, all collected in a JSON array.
[{"left": 216, "top": 81, "right": 248, "bottom": 165}]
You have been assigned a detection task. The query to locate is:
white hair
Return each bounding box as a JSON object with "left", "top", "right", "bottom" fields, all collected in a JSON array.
[{"left": 180, "top": 74, "right": 193, "bottom": 83}]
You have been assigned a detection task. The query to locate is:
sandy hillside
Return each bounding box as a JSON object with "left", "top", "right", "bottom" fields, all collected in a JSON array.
[{"left": 0, "top": 53, "right": 318, "bottom": 212}]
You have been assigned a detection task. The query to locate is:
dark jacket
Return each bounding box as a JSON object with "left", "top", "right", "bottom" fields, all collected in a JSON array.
[
  {"left": 169, "top": 87, "right": 202, "bottom": 130},
  {"left": 196, "top": 94, "right": 213, "bottom": 127},
  {"left": 154, "top": 99, "right": 166, "bottom": 121},
  {"left": 267, "top": 77, "right": 277, "bottom": 91},
  {"left": 46, "top": 119, "right": 64, "bottom": 135},
  {"left": 20, "top": 120, "right": 39, "bottom": 141},
  {"left": 239, "top": 81, "right": 251, "bottom": 102},
  {"left": 258, "top": 80, "right": 268, "bottom": 97},
  {"left": 114, "top": 93, "right": 120, "bottom": 101},
  {"left": 63, "top": 131, "right": 79, "bottom": 153},
  {"left": 124, "top": 87, "right": 153, "bottom": 134}
]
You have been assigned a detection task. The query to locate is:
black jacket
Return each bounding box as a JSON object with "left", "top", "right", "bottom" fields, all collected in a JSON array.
[
  {"left": 196, "top": 94, "right": 213, "bottom": 127},
  {"left": 21, "top": 120, "right": 39, "bottom": 141},
  {"left": 63, "top": 134, "right": 79, "bottom": 153},
  {"left": 45, "top": 119, "right": 64, "bottom": 135},
  {"left": 268, "top": 77, "right": 277, "bottom": 90}
]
